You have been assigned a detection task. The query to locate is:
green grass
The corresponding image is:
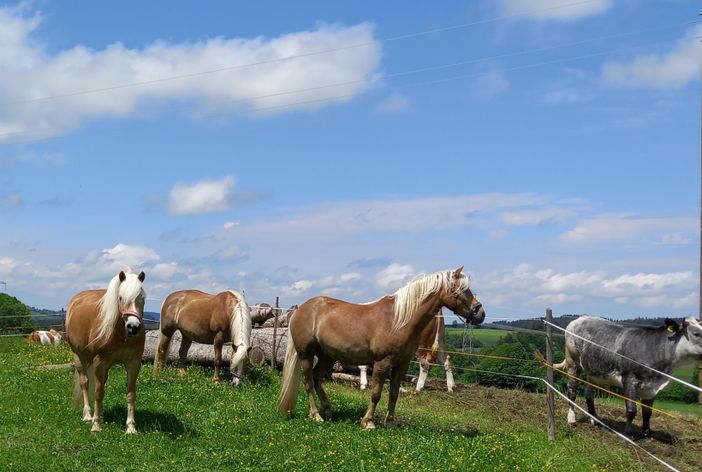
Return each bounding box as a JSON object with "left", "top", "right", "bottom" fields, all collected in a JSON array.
[
  {"left": 445, "top": 328, "right": 506, "bottom": 349},
  {"left": 0, "top": 338, "right": 696, "bottom": 471}
]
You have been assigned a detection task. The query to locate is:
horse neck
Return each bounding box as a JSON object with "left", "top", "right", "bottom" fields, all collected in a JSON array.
[{"left": 398, "top": 292, "right": 443, "bottom": 338}]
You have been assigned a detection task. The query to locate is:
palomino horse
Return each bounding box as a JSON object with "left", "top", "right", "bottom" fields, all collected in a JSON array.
[
  {"left": 278, "top": 267, "right": 485, "bottom": 429},
  {"left": 66, "top": 269, "right": 146, "bottom": 434},
  {"left": 358, "top": 309, "right": 455, "bottom": 392},
  {"left": 155, "top": 290, "right": 252, "bottom": 386}
]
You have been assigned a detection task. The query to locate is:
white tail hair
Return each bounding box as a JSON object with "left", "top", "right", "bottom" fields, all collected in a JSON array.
[
  {"left": 228, "top": 291, "right": 252, "bottom": 374},
  {"left": 94, "top": 269, "right": 144, "bottom": 347},
  {"left": 277, "top": 327, "right": 301, "bottom": 416}
]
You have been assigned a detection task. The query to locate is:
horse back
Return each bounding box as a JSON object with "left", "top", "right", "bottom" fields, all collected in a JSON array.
[{"left": 160, "top": 290, "right": 234, "bottom": 341}]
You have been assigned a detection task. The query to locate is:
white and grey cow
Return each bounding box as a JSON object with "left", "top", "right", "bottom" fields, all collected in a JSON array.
[{"left": 555, "top": 315, "right": 702, "bottom": 437}]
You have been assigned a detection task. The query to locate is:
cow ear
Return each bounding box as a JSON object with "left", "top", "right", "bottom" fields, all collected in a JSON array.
[
  {"left": 138, "top": 271, "right": 146, "bottom": 282},
  {"left": 119, "top": 271, "right": 126, "bottom": 282},
  {"left": 664, "top": 318, "right": 680, "bottom": 333}
]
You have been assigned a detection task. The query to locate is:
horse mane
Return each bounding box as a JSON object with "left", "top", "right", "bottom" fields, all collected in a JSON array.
[
  {"left": 391, "top": 270, "right": 469, "bottom": 332},
  {"left": 228, "top": 290, "right": 252, "bottom": 347},
  {"left": 94, "top": 269, "right": 144, "bottom": 346}
]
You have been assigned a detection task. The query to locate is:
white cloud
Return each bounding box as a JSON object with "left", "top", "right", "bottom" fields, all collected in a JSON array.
[
  {"left": 0, "top": 192, "right": 22, "bottom": 209},
  {"left": 168, "top": 176, "right": 235, "bottom": 215},
  {"left": 0, "top": 6, "right": 382, "bottom": 141},
  {"left": 498, "top": 0, "right": 612, "bottom": 21},
  {"left": 376, "top": 92, "right": 410, "bottom": 114},
  {"left": 500, "top": 208, "right": 577, "bottom": 226},
  {"left": 561, "top": 214, "right": 696, "bottom": 244},
  {"left": 659, "top": 233, "right": 692, "bottom": 246},
  {"left": 375, "top": 263, "right": 415, "bottom": 291},
  {"left": 602, "top": 24, "right": 702, "bottom": 88},
  {"left": 223, "top": 221, "right": 240, "bottom": 229},
  {"left": 474, "top": 72, "right": 509, "bottom": 99}
]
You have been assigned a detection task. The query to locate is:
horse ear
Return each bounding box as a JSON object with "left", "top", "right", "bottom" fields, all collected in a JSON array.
[
  {"left": 138, "top": 271, "right": 146, "bottom": 282},
  {"left": 664, "top": 318, "right": 680, "bottom": 333},
  {"left": 119, "top": 271, "right": 126, "bottom": 282},
  {"left": 453, "top": 266, "right": 464, "bottom": 277}
]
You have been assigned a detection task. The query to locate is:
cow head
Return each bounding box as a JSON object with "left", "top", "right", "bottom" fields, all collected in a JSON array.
[{"left": 669, "top": 317, "right": 702, "bottom": 359}]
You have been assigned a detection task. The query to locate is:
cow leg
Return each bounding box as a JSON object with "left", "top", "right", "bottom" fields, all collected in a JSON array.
[
  {"left": 415, "top": 357, "right": 430, "bottom": 392},
  {"left": 212, "top": 332, "right": 224, "bottom": 382},
  {"left": 125, "top": 359, "right": 141, "bottom": 434},
  {"left": 359, "top": 365, "right": 368, "bottom": 390},
  {"left": 178, "top": 335, "right": 193, "bottom": 377},
  {"left": 361, "top": 360, "right": 391, "bottom": 430},
  {"left": 313, "top": 354, "right": 335, "bottom": 418},
  {"left": 438, "top": 351, "right": 455, "bottom": 393},
  {"left": 585, "top": 384, "right": 599, "bottom": 426},
  {"left": 300, "top": 355, "right": 323, "bottom": 422},
  {"left": 622, "top": 378, "right": 638, "bottom": 437},
  {"left": 91, "top": 361, "right": 108, "bottom": 433},
  {"left": 641, "top": 398, "right": 654, "bottom": 439},
  {"left": 566, "top": 374, "right": 579, "bottom": 425}
]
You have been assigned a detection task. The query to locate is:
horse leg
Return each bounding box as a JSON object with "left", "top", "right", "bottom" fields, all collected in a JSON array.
[
  {"left": 178, "top": 335, "right": 192, "bottom": 377},
  {"left": 125, "top": 359, "right": 141, "bottom": 434},
  {"left": 415, "top": 357, "right": 430, "bottom": 392},
  {"left": 641, "top": 398, "right": 654, "bottom": 439},
  {"left": 91, "top": 362, "right": 108, "bottom": 433},
  {"left": 300, "top": 355, "right": 323, "bottom": 422},
  {"left": 154, "top": 329, "right": 173, "bottom": 373},
  {"left": 74, "top": 354, "right": 92, "bottom": 422},
  {"left": 359, "top": 365, "right": 368, "bottom": 390},
  {"left": 212, "top": 332, "right": 224, "bottom": 382},
  {"left": 313, "top": 355, "right": 335, "bottom": 418},
  {"left": 385, "top": 360, "right": 410, "bottom": 428},
  {"left": 361, "top": 360, "right": 390, "bottom": 430},
  {"left": 585, "top": 384, "right": 599, "bottom": 426},
  {"left": 440, "top": 352, "right": 455, "bottom": 393}
]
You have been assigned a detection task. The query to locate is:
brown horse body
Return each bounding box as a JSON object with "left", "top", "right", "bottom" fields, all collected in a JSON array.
[
  {"left": 155, "top": 289, "right": 251, "bottom": 385},
  {"left": 278, "top": 268, "right": 485, "bottom": 429},
  {"left": 66, "top": 270, "right": 146, "bottom": 434},
  {"left": 359, "top": 310, "right": 455, "bottom": 392}
]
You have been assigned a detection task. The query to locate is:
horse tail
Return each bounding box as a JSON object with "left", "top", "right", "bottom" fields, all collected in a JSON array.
[
  {"left": 277, "top": 327, "right": 301, "bottom": 416},
  {"left": 228, "top": 291, "right": 252, "bottom": 377},
  {"left": 72, "top": 362, "right": 95, "bottom": 408}
]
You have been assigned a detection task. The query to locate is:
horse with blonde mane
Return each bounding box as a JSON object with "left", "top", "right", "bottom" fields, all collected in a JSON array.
[
  {"left": 359, "top": 308, "right": 456, "bottom": 392},
  {"left": 154, "top": 289, "right": 252, "bottom": 386},
  {"left": 66, "top": 269, "right": 146, "bottom": 434},
  {"left": 278, "top": 267, "right": 485, "bottom": 429}
]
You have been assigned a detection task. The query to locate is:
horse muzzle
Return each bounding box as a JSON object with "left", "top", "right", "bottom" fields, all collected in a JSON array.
[
  {"left": 467, "top": 303, "right": 485, "bottom": 325},
  {"left": 122, "top": 312, "right": 142, "bottom": 337}
]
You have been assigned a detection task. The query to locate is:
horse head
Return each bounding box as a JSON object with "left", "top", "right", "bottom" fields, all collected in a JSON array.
[
  {"left": 117, "top": 270, "right": 146, "bottom": 337},
  {"left": 443, "top": 267, "right": 485, "bottom": 326}
]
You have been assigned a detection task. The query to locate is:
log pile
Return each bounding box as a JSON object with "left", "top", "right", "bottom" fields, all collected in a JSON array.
[{"left": 142, "top": 327, "right": 289, "bottom": 368}]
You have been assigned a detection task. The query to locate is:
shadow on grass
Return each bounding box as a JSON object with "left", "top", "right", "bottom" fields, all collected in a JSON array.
[
  {"left": 575, "top": 417, "right": 679, "bottom": 444},
  {"left": 103, "top": 406, "right": 197, "bottom": 438}
]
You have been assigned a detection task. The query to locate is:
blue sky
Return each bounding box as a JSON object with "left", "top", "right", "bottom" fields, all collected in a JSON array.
[{"left": 0, "top": 0, "right": 700, "bottom": 321}]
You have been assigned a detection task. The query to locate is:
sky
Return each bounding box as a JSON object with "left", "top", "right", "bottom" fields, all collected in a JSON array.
[{"left": 0, "top": 0, "right": 701, "bottom": 321}]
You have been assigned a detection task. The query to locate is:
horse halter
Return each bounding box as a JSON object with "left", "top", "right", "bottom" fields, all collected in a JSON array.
[{"left": 121, "top": 309, "right": 143, "bottom": 336}]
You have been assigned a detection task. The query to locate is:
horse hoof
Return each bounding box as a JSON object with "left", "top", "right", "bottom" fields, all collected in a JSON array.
[
  {"left": 125, "top": 425, "right": 137, "bottom": 434},
  {"left": 178, "top": 369, "right": 186, "bottom": 377},
  {"left": 82, "top": 414, "right": 93, "bottom": 423},
  {"left": 310, "top": 413, "right": 324, "bottom": 422},
  {"left": 360, "top": 385, "right": 366, "bottom": 390},
  {"left": 231, "top": 378, "right": 241, "bottom": 388},
  {"left": 362, "top": 421, "right": 375, "bottom": 430},
  {"left": 91, "top": 424, "right": 102, "bottom": 433}
]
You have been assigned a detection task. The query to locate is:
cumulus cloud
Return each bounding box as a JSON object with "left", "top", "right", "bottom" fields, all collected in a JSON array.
[
  {"left": 561, "top": 214, "right": 696, "bottom": 244},
  {"left": 498, "top": 0, "right": 612, "bottom": 21},
  {"left": 375, "top": 92, "right": 410, "bottom": 114},
  {"left": 167, "top": 176, "right": 235, "bottom": 215},
  {"left": 375, "top": 263, "right": 415, "bottom": 291},
  {"left": 0, "top": 192, "right": 22, "bottom": 209},
  {"left": 602, "top": 24, "right": 702, "bottom": 88},
  {"left": 0, "top": 5, "right": 382, "bottom": 141}
]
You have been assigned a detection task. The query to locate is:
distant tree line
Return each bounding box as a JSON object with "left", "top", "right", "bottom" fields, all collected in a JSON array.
[{"left": 0, "top": 293, "right": 34, "bottom": 334}]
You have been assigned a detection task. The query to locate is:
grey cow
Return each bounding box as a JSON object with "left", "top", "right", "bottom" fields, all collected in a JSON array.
[{"left": 554, "top": 315, "right": 702, "bottom": 437}]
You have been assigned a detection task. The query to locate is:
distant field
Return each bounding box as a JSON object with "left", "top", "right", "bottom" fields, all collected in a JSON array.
[
  {"left": 445, "top": 328, "right": 506, "bottom": 349},
  {"left": 3, "top": 338, "right": 701, "bottom": 471}
]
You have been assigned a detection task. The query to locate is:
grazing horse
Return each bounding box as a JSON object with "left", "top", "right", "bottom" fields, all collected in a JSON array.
[
  {"left": 358, "top": 309, "right": 455, "bottom": 392},
  {"left": 27, "top": 329, "right": 64, "bottom": 346},
  {"left": 278, "top": 267, "right": 485, "bottom": 429},
  {"left": 555, "top": 316, "right": 702, "bottom": 437},
  {"left": 155, "top": 290, "right": 252, "bottom": 386},
  {"left": 66, "top": 269, "right": 146, "bottom": 434}
]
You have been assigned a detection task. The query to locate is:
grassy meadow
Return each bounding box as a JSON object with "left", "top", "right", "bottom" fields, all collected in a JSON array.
[{"left": 1, "top": 338, "right": 700, "bottom": 471}]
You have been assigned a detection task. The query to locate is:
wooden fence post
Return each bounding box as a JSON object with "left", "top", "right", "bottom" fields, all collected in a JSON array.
[
  {"left": 271, "top": 296, "right": 280, "bottom": 370},
  {"left": 546, "top": 307, "right": 556, "bottom": 441}
]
